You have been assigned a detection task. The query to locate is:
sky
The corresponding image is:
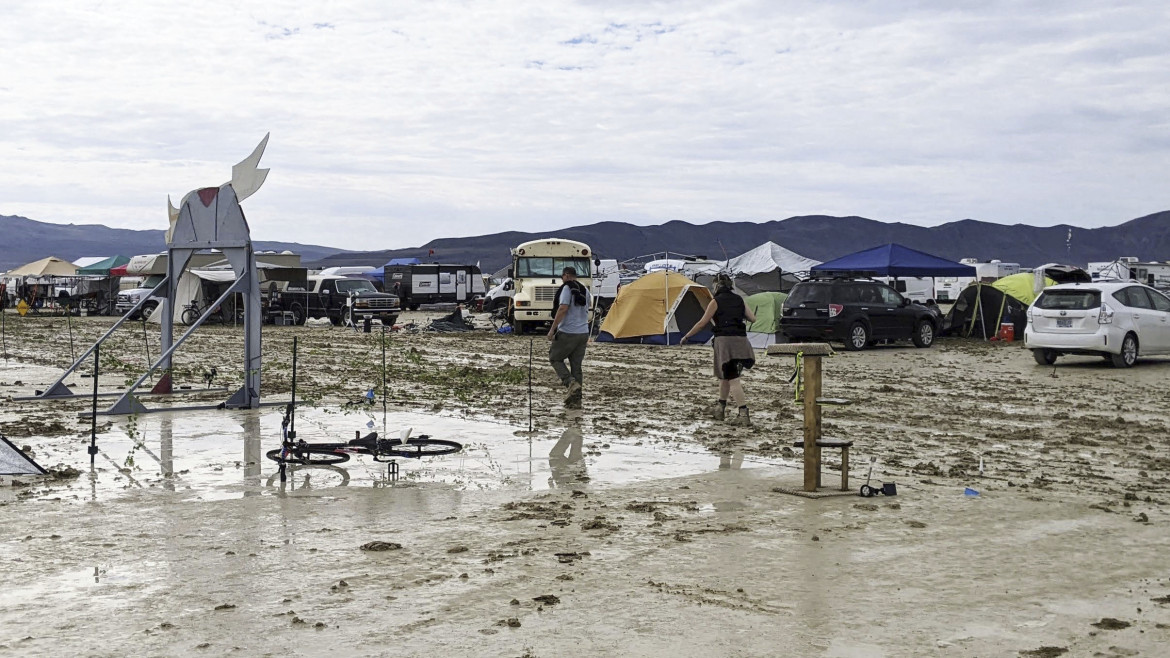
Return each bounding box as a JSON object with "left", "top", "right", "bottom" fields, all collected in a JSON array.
[{"left": 2, "top": 0, "right": 1169, "bottom": 251}]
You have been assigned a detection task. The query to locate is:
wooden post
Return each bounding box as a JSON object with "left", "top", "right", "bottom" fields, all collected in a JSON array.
[{"left": 802, "top": 355, "right": 822, "bottom": 492}]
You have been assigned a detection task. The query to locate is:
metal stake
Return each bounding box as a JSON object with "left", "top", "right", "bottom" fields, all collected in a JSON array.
[
  {"left": 89, "top": 344, "right": 100, "bottom": 467},
  {"left": 528, "top": 337, "right": 533, "bottom": 433}
]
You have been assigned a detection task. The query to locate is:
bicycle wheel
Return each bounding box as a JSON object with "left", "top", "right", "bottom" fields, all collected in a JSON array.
[
  {"left": 266, "top": 447, "right": 351, "bottom": 465},
  {"left": 388, "top": 438, "right": 463, "bottom": 458},
  {"left": 181, "top": 307, "right": 199, "bottom": 326}
]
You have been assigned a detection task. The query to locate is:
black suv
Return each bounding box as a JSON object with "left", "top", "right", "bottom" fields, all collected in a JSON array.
[{"left": 781, "top": 276, "right": 939, "bottom": 350}]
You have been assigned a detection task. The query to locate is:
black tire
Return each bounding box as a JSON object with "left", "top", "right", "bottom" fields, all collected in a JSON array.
[
  {"left": 289, "top": 303, "right": 306, "bottom": 326},
  {"left": 142, "top": 300, "right": 159, "bottom": 321},
  {"left": 911, "top": 320, "right": 935, "bottom": 348},
  {"left": 181, "top": 307, "right": 199, "bottom": 326},
  {"left": 1110, "top": 333, "right": 1138, "bottom": 368},
  {"left": 845, "top": 322, "right": 869, "bottom": 351},
  {"left": 1032, "top": 349, "right": 1057, "bottom": 366},
  {"left": 512, "top": 320, "right": 526, "bottom": 335},
  {"left": 409, "top": 303, "right": 421, "bottom": 311},
  {"left": 859, "top": 484, "right": 875, "bottom": 497},
  {"left": 388, "top": 438, "right": 463, "bottom": 458},
  {"left": 266, "top": 447, "right": 350, "bottom": 465}
]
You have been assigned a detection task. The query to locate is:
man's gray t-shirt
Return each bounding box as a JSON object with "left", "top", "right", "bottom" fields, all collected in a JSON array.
[{"left": 556, "top": 285, "right": 590, "bottom": 334}]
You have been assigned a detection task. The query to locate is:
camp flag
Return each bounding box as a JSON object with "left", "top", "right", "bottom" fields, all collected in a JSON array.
[{"left": 1, "top": 435, "right": 48, "bottom": 476}]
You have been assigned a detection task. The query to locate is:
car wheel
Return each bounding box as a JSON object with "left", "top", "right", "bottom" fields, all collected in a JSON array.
[
  {"left": 142, "top": 301, "right": 159, "bottom": 321},
  {"left": 1032, "top": 349, "right": 1057, "bottom": 366},
  {"left": 845, "top": 322, "right": 869, "bottom": 351},
  {"left": 912, "top": 320, "right": 935, "bottom": 348},
  {"left": 289, "top": 303, "right": 306, "bottom": 326},
  {"left": 409, "top": 303, "right": 421, "bottom": 311},
  {"left": 1110, "top": 333, "right": 1138, "bottom": 368}
]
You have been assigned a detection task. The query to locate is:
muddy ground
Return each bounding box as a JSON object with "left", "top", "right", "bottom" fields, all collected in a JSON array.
[{"left": 1, "top": 310, "right": 1169, "bottom": 657}]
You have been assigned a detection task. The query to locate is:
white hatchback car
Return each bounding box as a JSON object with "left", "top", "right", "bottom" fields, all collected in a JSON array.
[{"left": 1024, "top": 281, "right": 1170, "bottom": 368}]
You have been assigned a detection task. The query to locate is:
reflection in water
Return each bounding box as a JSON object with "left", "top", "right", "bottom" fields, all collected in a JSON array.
[
  {"left": 159, "top": 415, "right": 174, "bottom": 491},
  {"left": 268, "top": 464, "right": 351, "bottom": 492},
  {"left": 242, "top": 412, "right": 260, "bottom": 496},
  {"left": 548, "top": 410, "right": 587, "bottom": 489},
  {"left": 718, "top": 450, "right": 744, "bottom": 471}
]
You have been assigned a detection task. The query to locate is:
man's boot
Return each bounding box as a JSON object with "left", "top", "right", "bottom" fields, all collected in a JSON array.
[
  {"left": 727, "top": 407, "right": 751, "bottom": 427},
  {"left": 704, "top": 400, "right": 727, "bottom": 421}
]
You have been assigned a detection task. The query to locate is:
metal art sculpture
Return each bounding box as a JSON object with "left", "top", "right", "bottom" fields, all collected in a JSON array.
[{"left": 27, "top": 135, "right": 272, "bottom": 415}]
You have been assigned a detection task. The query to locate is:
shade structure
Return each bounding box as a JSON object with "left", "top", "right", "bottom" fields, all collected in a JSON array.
[
  {"left": 812, "top": 244, "right": 975, "bottom": 278},
  {"left": 76, "top": 255, "right": 131, "bottom": 276},
  {"left": 597, "top": 270, "right": 714, "bottom": 345},
  {"left": 5, "top": 256, "right": 78, "bottom": 277}
]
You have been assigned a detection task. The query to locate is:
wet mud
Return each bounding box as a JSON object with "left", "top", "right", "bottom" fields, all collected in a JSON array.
[{"left": 1, "top": 312, "right": 1170, "bottom": 656}]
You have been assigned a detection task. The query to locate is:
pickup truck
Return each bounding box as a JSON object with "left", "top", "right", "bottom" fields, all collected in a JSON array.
[
  {"left": 115, "top": 274, "right": 166, "bottom": 319},
  {"left": 275, "top": 275, "right": 400, "bottom": 326}
]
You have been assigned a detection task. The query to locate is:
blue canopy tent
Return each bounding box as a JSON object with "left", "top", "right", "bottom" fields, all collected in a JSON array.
[
  {"left": 811, "top": 244, "right": 975, "bottom": 277},
  {"left": 385, "top": 257, "right": 422, "bottom": 266}
]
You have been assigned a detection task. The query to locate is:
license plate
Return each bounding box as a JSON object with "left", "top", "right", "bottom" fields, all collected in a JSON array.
[{"left": 1056, "top": 318, "right": 1072, "bottom": 328}]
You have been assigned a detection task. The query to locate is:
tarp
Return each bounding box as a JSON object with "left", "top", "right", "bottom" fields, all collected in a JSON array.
[
  {"left": 727, "top": 242, "right": 820, "bottom": 276},
  {"left": 812, "top": 244, "right": 975, "bottom": 278},
  {"left": 742, "top": 291, "right": 787, "bottom": 348},
  {"left": 76, "top": 255, "right": 130, "bottom": 276},
  {"left": 1, "top": 434, "right": 47, "bottom": 476},
  {"left": 154, "top": 269, "right": 239, "bottom": 324},
  {"left": 385, "top": 258, "right": 422, "bottom": 266},
  {"left": 5, "top": 256, "right": 78, "bottom": 277},
  {"left": 597, "top": 270, "right": 714, "bottom": 345}
]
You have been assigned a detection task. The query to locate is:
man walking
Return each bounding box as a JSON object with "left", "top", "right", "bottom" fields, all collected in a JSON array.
[{"left": 547, "top": 266, "right": 591, "bottom": 409}]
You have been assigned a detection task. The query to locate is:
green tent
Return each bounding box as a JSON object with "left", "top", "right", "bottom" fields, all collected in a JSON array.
[
  {"left": 989, "top": 272, "right": 1054, "bottom": 306},
  {"left": 942, "top": 272, "right": 1056, "bottom": 339},
  {"left": 76, "top": 255, "right": 130, "bottom": 276},
  {"left": 745, "top": 291, "right": 787, "bottom": 348}
]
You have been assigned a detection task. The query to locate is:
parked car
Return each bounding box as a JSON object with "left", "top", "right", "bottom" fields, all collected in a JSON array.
[
  {"left": 780, "top": 276, "right": 939, "bottom": 350},
  {"left": 115, "top": 274, "right": 166, "bottom": 319},
  {"left": 1024, "top": 281, "right": 1170, "bottom": 368},
  {"left": 275, "top": 275, "right": 400, "bottom": 326}
]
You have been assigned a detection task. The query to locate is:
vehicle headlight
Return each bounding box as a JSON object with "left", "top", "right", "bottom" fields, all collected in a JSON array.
[{"left": 1098, "top": 303, "right": 1114, "bottom": 325}]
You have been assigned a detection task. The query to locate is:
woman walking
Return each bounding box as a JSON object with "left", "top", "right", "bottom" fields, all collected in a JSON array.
[{"left": 681, "top": 274, "right": 756, "bottom": 426}]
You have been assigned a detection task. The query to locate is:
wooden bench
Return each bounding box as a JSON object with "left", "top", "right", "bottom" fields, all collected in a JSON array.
[{"left": 792, "top": 438, "right": 854, "bottom": 491}]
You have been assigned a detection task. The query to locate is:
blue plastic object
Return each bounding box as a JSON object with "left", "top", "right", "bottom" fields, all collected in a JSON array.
[{"left": 964, "top": 487, "right": 979, "bottom": 496}]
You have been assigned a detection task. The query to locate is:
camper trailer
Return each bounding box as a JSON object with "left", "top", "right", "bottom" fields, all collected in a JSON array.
[
  {"left": 1088, "top": 258, "right": 1170, "bottom": 290},
  {"left": 384, "top": 264, "right": 486, "bottom": 310},
  {"left": 936, "top": 259, "right": 1020, "bottom": 301}
]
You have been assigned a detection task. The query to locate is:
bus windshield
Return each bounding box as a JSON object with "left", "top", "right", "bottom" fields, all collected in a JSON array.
[{"left": 516, "top": 257, "right": 592, "bottom": 279}]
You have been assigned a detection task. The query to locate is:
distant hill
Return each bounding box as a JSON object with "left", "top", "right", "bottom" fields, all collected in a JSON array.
[
  {"left": 309, "top": 211, "right": 1170, "bottom": 274},
  {"left": 0, "top": 215, "right": 348, "bottom": 272},
  {"left": 8, "top": 210, "right": 1170, "bottom": 277}
]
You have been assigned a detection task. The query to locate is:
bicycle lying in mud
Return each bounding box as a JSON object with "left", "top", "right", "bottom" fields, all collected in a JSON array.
[
  {"left": 268, "top": 336, "right": 463, "bottom": 482},
  {"left": 266, "top": 404, "right": 462, "bottom": 467}
]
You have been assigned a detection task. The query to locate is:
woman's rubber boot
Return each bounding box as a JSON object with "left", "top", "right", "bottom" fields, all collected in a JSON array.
[{"left": 728, "top": 407, "right": 751, "bottom": 427}]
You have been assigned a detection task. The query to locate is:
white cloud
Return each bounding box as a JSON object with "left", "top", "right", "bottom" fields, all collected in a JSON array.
[{"left": 1, "top": 0, "right": 1168, "bottom": 250}]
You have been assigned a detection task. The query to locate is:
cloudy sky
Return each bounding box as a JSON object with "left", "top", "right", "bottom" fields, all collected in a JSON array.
[{"left": 2, "top": 1, "right": 1168, "bottom": 250}]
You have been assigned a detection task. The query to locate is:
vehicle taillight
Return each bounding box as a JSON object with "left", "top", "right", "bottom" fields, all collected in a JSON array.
[
  {"left": 828, "top": 304, "right": 843, "bottom": 318},
  {"left": 1098, "top": 303, "right": 1114, "bottom": 324}
]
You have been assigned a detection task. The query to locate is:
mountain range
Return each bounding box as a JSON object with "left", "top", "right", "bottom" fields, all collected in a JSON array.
[
  {"left": 4, "top": 211, "right": 1170, "bottom": 275},
  {"left": 310, "top": 211, "right": 1170, "bottom": 273}
]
